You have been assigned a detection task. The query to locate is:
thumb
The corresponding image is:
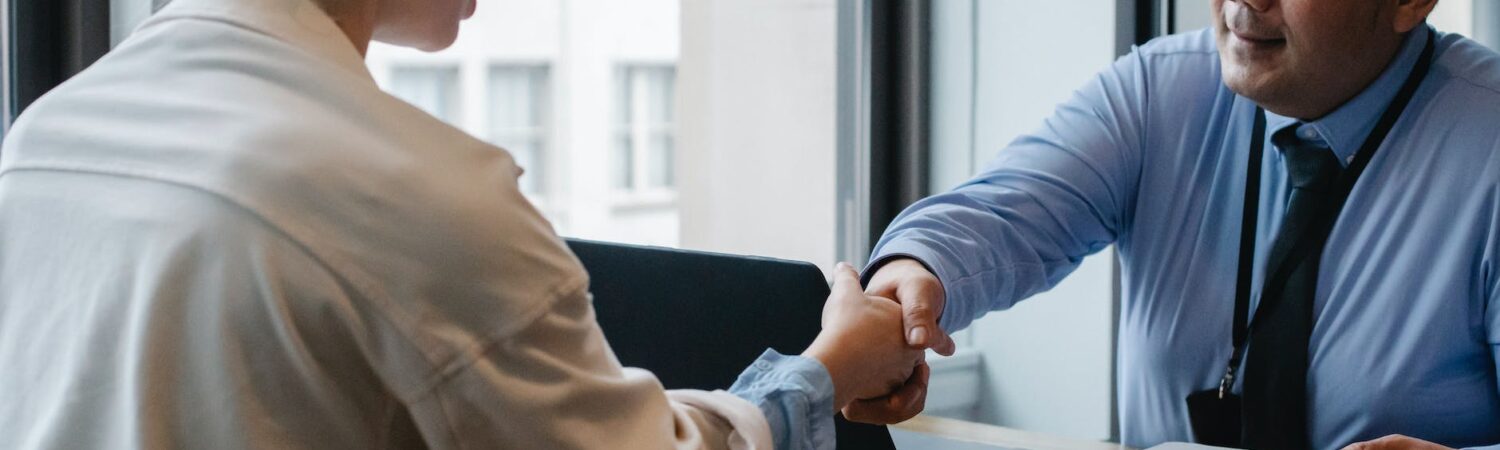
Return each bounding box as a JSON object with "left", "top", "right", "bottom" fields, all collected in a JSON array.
[
  {"left": 830, "top": 262, "right": 863, "bottom": 299},
  {"left": 900, "top": 286, "right": 943, "bottom": 351}
]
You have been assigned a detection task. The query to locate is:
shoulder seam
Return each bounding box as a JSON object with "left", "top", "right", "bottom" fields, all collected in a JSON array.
[
  {"left": 1444, "top": 71, "right": 1500, "bottom": 98},
  {"left": 3, "top": 163, "right": 594, "bottom": 402},
  {"left": 405, "top": 273, "right": 590, "bottom": 401}
]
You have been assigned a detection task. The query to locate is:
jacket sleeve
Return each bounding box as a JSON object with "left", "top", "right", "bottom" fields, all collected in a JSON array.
[{"left": 402, "top": 282, "right": 834, "bottom": 450}]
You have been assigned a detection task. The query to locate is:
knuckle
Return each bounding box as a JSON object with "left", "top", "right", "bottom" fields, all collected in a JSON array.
[{"left": 904, "top": 301, "right": 933, "bottom": 318}]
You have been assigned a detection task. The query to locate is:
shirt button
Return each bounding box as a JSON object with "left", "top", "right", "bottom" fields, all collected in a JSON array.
[{"left": 1299, "top": 128, "right": 1319, "bottom": 140}]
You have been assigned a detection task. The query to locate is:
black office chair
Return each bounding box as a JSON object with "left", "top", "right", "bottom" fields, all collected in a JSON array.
[{"left": 566, "top": 239, "right": 896, "bottom": 450}]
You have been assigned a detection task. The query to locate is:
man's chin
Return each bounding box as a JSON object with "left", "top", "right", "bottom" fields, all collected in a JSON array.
[{"left": 1220, "top": 60, "right": 1279, "bottom": 103}]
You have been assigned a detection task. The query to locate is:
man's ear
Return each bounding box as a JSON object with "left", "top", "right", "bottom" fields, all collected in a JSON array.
[{"left": 1392, "top": 0, "right": 1440, "bottom": 33}]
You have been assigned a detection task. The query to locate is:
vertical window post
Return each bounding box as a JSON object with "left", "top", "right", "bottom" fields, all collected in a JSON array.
[
  {"left": 4, "top": 0, "right": 111, "bottom": 137},
  {"left": 866, "top": 0, "right": 931, "bottom": 252},
  {"left": 836, "top": 0, "right": 930, "bottom": 264}
]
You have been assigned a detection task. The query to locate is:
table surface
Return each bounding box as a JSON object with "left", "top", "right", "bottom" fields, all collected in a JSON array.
[{"left": 890, "top": 415, "right": 1136, "bottom": 450}]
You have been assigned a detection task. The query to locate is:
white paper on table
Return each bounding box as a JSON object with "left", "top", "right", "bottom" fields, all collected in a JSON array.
[{"left": 1147, "top": 443, "right": 1241, "bottom": 450}]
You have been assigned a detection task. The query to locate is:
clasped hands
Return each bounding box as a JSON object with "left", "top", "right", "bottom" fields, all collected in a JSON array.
[{"left": 802, "top": 258, "right": 952, "bottom": 423}]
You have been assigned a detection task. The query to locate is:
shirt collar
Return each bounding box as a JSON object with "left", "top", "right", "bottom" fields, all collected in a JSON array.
[
  {"left": 1263, "top": 24, "right": 1432, "bottom": 166},
  {"left": 138, "top": 0, "right": 374, "bottom": 83}
]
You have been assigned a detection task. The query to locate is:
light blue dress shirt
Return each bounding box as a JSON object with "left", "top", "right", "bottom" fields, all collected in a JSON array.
[
  {"left": 869, "top": 25, "right": 1500, "bottom": 449},
  {"left": 731, "top": 350, "right": 836, "bottom": 450}
]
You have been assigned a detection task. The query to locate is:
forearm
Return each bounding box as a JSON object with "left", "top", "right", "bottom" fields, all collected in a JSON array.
[{"left": 867, "top": 183, "right": 1115, "bottom": 332}]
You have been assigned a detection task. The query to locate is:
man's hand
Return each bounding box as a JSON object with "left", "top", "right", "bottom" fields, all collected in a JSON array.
[
  {"left": 837, "top": 257, "right": 954, "bottom": 425},
  {"left": 1342, "top": 435, "right": 1453, "bottom": 450},
  {"left": 803, "top": 263, "right": 926, "bottom": 411},
  {"left": 864, "top": 258, "right": 956, "bottom": 355}
]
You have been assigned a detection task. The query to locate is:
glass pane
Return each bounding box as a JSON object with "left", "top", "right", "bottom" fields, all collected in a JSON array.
[
  {"left": 488, "top": 66, "right": 543, "bottom": 131},
  {"left": 387, "top": 66, "right": 461, "bottom": 124},
  {"left": 615, "top": 69, "right": 633, "bottom": 127},
  {"left": 613, "top": 134, "right": 634, "bottom": 190},
  {"left": 646, "top": 68, "right": 675, "bottom": 123},
  {"left": 489, "top": 66, "right": 549, "bottom": 195},
  {"left": 646, "top": 133, "right": 673, "bottom": 188}
]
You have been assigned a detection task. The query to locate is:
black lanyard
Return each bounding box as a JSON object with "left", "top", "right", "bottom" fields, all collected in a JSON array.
[{"left": 1218, "top": 31, "right": 1437, "bottom": 398}]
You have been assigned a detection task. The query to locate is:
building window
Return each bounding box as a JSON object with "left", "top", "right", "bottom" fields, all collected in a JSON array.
[
  {"left": 387, "top": 66, "right": 462, "bottom": 124},
  {"left": 614, "top": 65, "right": 676, "bottom": 193},
  {"left": 488, "top": 65, "right": 551, "bottom": 195}
]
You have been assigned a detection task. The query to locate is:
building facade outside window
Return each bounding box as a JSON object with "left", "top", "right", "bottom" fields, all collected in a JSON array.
[{"left": 362, "top": 0, "right": 684, "bottom": 247}]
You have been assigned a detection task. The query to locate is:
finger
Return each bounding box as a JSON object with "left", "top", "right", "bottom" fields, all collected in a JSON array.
[
  {"left": 864, "top": 275, "right": 897, "bottom": 298},
  {"left": 830, "top": 262, "right": 862, "bottom": 298},
  {"left": 843, "top": 362, "right": 930, "bottom": 424},
  {"left": 932, "top": 330, "right": 958, "bottom": 356}
]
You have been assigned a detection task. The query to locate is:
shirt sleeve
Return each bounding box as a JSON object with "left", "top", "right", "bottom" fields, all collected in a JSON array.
[
  {"left": 866, "top": 49, "right": 1149, "bottom": 332},
  {"left": 1477, "top": 237, "right": 1500, "bottom": 450},
  {"left": 727, "top": 350, "right": 837, "bottom": 450},
  {"left": 401, "top": 282, "right": 833, "bottom": 450}
]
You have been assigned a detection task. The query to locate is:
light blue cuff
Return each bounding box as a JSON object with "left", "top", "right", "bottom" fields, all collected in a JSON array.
[{"left": 729, "top": 349, "right": 836, "bottom": 450}]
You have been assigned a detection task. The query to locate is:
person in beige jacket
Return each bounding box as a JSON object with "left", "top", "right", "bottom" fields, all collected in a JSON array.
[{"left": 0, "top": 0, "right": 925, "bottom": 448}]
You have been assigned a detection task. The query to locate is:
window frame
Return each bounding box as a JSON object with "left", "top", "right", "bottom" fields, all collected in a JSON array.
[
  {"left": 2, "top": 0, "right": 111, "bottom": 143},
  {"left": 485, "top": 63, "right": 553, "bottom": 196},
  {"left": 610, "top": 62, "right": 677, "bottom": 207}
]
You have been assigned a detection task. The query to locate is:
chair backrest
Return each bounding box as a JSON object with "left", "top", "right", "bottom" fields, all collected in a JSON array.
[{"left": 566, "top": 239, "right": 895, "bottom": 450}]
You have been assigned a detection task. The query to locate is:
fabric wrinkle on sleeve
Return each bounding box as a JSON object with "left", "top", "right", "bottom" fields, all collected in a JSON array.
[
  {"left": 1484, "top": 201, "right": 1499, "bottom": 450},
  {"left": 728, "top": 349, "right": 836, "bottom": 450},
  {"left": 400, "top": 282, "right": 780, "bottom": 450}
]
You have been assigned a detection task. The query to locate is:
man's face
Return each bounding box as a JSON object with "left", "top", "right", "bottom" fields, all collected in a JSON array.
[
  {"left": 372, "top": 0, "right": 477, "bottom": 52},
  {"left": 1213, "top": 0, "right": 1403, "bottom": 119}
]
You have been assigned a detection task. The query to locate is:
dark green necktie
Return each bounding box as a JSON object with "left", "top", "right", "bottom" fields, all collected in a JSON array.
[{"left": 1241, "top": 124, "right": 1343, "bottom": 450}]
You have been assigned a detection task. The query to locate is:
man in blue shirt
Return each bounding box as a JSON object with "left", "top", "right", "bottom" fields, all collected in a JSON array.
[{"left": 845, "top": 0, "right": 1500, "bottom": 449}]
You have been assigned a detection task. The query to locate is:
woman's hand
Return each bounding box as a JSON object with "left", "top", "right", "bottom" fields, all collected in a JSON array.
[{"left": 802, "top": 263, "right": 927, "bottom": 411}]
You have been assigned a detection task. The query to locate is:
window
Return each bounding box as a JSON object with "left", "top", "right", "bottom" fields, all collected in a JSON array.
[
  {"left": 613, "top": 65, "right": 676, "bottom": 195},
  {"left": 386, "top": 66, "right": 462, "bottom": 124},
  {"left": 919, "top": 0, "right": 1118, "bottom": 440},
  {"left": 488, "top": 65, "right": 550, "bottom": 195}
]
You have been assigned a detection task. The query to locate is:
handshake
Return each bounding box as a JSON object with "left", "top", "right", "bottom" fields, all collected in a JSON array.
[{"left": 801, "top": 259, "right": 957, "bottom": 424}]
